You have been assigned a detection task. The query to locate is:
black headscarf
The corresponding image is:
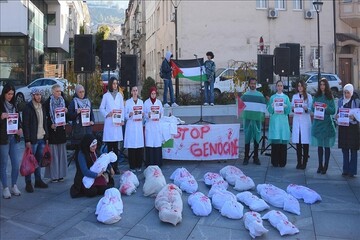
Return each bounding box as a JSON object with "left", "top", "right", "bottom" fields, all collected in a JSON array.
[{"left": 80, "top": 134, "right": 96, "bottom": 157}]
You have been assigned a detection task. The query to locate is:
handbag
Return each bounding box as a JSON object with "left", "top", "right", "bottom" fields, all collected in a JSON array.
[
  {"left": 41, "top": 144, "right": 52, "bottom": 167},
  {"left": 20, "top": 148, "right": 38, "bottom": 176}
]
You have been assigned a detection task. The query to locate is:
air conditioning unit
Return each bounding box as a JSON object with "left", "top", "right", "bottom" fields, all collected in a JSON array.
[
  {"left": 304, "top": 10, "right": 314, "bottom": 19},
  {"left": 268, "top": 8, "right": 278, "bottom": 18}
]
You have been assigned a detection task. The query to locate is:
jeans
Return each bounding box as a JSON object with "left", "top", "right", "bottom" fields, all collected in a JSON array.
[
  {"left": 342, "top": 148, "right": 358, "bottom": 175},
  {"left": 0, "top": 135, "right": 21, "bottom": 188},
  {"left": 163, "top": 79, "right": 175, "bottom": 104},
  {"left": 204, "top": 80, "right": 214, "bottom": 104},
  {"left": 25, "top": 139, "right": 45, "bottom": 183}
]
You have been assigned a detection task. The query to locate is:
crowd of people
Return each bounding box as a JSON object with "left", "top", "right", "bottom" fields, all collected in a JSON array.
[{"left": 0, "top": 72, "right": 358, "bottom": 199}]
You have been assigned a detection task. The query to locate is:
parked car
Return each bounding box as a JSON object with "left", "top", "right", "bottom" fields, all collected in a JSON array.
[
  {"left": 296, "top": 72, "right": 342, "bottom": 97},
  {"left": 15, "top": 78, "right": 71, "bottom": 105},
  {"left": 213, "top": 67, "right": 261, "bottom": 98},
  {"left": 101, "top": 71, "right": 119, "bottom": 94}
]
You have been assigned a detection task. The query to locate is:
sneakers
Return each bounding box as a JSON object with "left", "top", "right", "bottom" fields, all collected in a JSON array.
[
  {"left": 253, "top": 157, "right": 261, "bottom": 165},
  {"left": 164, "top": 103, "right": 170, "bottom": 108},
  {"left": 11, "top": 185, "right": 21, "bottom": 196},
  {"left": 35, "top": 180, "right": 48, "bottom": 188},
  {"left": 171, "top": 102, "right": 179, "bottom": 107},
  {"left": 204, "top": 103, "right": 209, "bottom": 106},
  {"left": 3, "top": 187, "right": 11, "bottom": 199},
  {"left": 210, "top": 103, "right": 214, "bottom": 106},
  {"left": 58, "top": 178, "right": 64, "bottom": 182},
  {"left": 136, "top": 168, "right": 142, "bottom": 172},
  {"left": 26, "top": 182, "right": 34, "bottom": 193}
]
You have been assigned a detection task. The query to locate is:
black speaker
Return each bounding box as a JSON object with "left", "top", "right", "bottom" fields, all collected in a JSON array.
[
  {"left": 257, "top": 54, "right": 274, "bottom": 84},
  {"left": 120, "top": 54, "right": 137, "bottom": 87},
  {"left": 74, "top": 34, "right": 95, "bottom": 73},
  {"left": 280, "top": 43, "right": 300, "bottom": 76},
  {"left": 274, "top": 47, "right": 290, "bottom": 76},
  {"left": 101, "top": 40, "right": 117, "bottom": 70}
]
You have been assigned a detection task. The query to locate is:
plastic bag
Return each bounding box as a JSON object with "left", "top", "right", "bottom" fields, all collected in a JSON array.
[
  {"left": 20, "top": 148, "right": 38, "bottom": 176},
  {"left": 41, "top": 144, "right": 52, "bottom": 167}
]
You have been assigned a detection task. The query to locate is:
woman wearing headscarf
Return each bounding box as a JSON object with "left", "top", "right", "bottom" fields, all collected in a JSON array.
[
  {"left": 311, "top": 78, "right": 336, "bottom": 174},
  {"left": 335, "top": 83, "right": 360, "bottom": 178},
  {"left": 143, "top": 87, "right": 164, "bottom": 167},
  {"left": 70, "top": 134, "right": 114, "bottom": 198},
  {"left": 44, "top": 84, "right": 68, "bottom": 182},
  {"left": 68, "top": 84, "right": 94, "bottom": 164},
  {"left": 124, "top": 86, "right": 144, "bottom": 172},
  {"left": 99, "top": 77, "right": 124, "bottom": 174},
  {"left": 0, "top": 83, "right": 22, "bottom": 199}
]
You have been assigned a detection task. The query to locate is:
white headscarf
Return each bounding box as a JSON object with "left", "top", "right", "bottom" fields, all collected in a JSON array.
[{"left": 343, "top": 83, "right": 354, "bottom": 106}]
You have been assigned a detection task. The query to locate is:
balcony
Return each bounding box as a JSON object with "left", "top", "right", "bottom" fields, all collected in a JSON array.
[{"left": 339, "top": 1, "right": 360, "bottom": 27}]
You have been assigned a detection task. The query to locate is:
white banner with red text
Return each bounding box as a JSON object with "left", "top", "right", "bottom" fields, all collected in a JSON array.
[{"left": 162, "top": 124, "right": 240, "bottom": 160}]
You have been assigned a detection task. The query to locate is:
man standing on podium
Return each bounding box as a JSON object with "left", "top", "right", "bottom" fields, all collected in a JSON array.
[{"left": 240, "top": 78, "right": 266, "bottom": 165}]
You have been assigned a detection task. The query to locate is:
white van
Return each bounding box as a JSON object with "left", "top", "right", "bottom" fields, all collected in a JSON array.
[{"left": 213, "top": 68, "right": 261, "bottom": 98}]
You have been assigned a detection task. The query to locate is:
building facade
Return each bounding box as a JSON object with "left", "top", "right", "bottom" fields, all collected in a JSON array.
[
  {"left": 0, "top": 0, "right": 90, "bottom": 86},
  {"left": 121, "top": 0, "right": 360, "bottom": 95}
]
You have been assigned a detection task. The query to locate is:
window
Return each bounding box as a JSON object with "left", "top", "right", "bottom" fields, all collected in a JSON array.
[
  {"left": 256, "top": 0, "right": 267, "bottom": 9},
  {"left": 293, "top": 0, "right": 303, "bottom": 10},
  {"left": 275, "top": 0, "right": 286, "bottom": 9},
  {"left": 29, "top": 79, "right": 43, "bottom": 87},
  {"left": 47, "top": 13, "right": 56, "bottom": 25}
]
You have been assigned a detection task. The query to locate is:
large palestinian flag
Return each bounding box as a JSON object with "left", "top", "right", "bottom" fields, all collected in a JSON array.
[{"left": 171, "top": 58, "right": 205, "bottom": 81}]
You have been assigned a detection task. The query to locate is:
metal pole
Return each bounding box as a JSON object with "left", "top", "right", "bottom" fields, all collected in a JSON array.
[
  {"left": 317, "top": 9, "right": 321, "bottom": 82},
  {"left": 174, "top": 5, "right": 179, "bottom": 101}
]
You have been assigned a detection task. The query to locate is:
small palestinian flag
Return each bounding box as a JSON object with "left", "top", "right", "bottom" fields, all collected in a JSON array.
[{"left": 171, "top": 58, "right": 205, "bottom": 81}]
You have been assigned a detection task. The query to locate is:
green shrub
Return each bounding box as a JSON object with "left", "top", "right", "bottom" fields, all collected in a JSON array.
[{"left": 141, "top": 77, "right": 157, "bottom": 100}]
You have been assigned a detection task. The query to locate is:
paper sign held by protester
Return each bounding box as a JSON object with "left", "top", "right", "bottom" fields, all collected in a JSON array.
[
  {"left": 338, "top": 108, "right": 350, "bottom": 126},
  {"left": 81, "top": 108, "right": 91, "bottom": 126},
  {"left": 112, "top": 109, "right": 122, "bottom": 126},
  {"left": 132, "top": 106, "right": 142, "bottom": 121},
  {"left": 314, "top": 102, "right": 326, "bottom": 120},
  {"left": 7, "top": 113, "right": 18, "bottom": 134},
  {"left": 294, "top": 99, "right": 304, "bottom": 114},
  {"left": 55, "top": 107, "right": 66, "bottom": 126},
  {"left": 350, "top": 108, "right": 360, "bottom": 122},
  {"left": 150, "top": 106, "right": 160, "bottom": 120},
  {"left": 274, "top": 98, "right": 284, "bottom": 114}
]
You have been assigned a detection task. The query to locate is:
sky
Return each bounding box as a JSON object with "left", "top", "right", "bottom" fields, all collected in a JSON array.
[{"left": 87, "top": 0, "right": 129, "bottom": 9}]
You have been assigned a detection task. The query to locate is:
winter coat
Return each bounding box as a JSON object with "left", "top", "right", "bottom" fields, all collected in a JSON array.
[{"left": 22, "top": 100, "right": 48, "bottom": 144}]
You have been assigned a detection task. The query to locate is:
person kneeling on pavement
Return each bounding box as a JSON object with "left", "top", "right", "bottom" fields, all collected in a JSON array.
[
  {"left": 70, "top": 134, "right": 114, "bottom": 198},
  {"left": 22, "top": 87, "right": 49, "bottom": 193}
]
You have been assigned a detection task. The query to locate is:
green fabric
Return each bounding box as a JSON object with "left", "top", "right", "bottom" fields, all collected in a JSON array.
[
  {"left": 267, "top": 93, "right": 291, "bottom": 144},
  {"left": 162, "top": 139, "right": 174, "bottom": 148},
  {"left": 311, "top": 94, "right": 336, "bottom": 147},
  {"left": 244, "top": 119, "right": 262, "bottom": 144}
]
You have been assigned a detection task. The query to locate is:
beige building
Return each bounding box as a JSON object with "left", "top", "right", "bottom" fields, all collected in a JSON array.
[{"left": 122, "top": 0, "right": 360, "bottom": 94}]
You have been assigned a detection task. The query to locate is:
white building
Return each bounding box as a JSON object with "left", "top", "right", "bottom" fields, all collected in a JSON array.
[{"left": 0, "top": 0, "right": 90, "bottom": 84}]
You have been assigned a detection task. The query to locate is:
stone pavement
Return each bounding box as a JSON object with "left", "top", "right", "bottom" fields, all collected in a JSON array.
[{"left": 1, "top": 115, "right": 359, "bottom": 240}]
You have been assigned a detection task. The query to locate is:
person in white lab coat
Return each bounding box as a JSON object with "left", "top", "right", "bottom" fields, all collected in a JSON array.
[
  {"left": 99, "top": 77, "right": 124, "bottom": 174},
  {"left": 291, "top": 80, "right": 312, "bottom": 170},
  {"left": 124, "top": 86, "right": 144, "bottom": 172},
  {"left": 143, "top": 87, "right": 164, "bottom": 167}
]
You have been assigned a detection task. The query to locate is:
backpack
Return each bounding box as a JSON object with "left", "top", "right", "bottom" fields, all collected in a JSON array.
[{"left": 159, "top": 65, "right": 165, "bottom": 79}]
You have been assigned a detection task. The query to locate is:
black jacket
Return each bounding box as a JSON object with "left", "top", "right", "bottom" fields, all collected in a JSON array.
[
  {"left": 22, "top": 100, "right": 49, "bottom": 144},
  {"left": 44, "top": 97, "right": 67, "bottom": 144},
  {"left": 0, "top": 100, "right": 22, "bottom": 145}
]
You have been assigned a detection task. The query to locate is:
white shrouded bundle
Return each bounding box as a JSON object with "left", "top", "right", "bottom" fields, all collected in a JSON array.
[
  {"left": 83, "top": 151, "right": 117, "bottom": 189},
  {"left": 170, "top": 167, "right": 198, "bottom": 193},
  {"left": 203, "top": 172, "right": 225, "bottom": 186},
  {"left": 119, "top": 170, "right": 139, "bottom": 196},
  {"left": 208, "top": 182, "right": 228, "bottom": 198},
  {"left": 286, "top": 184, "right": 322, "bottom": 204},
  {"left": 219, "top": 165, "right": 245, "bottom": 185},
  {"left": 211, "top": 188, "right": 237, "bottom": 210},
  {"left": 233, "top": 175, "right": 256, "bottom": 192},
  {"left": 187, "top": 192, "right": 212, "bottom": 217},
  {"left": 262, "top": 210, "right": 299, "bottom": 236},
  {"left": 243, "top": 211, "right": 269, "bottom": 239},
  {"left": 220, "top": 200, "right": 244, "bottom": 219},
  {"left": 257, "top": 183, "right": 300, "bottom": 215},
  {"left": 236, "top": 191, "right": 270, "bottom": 212},
  {"left": 155, "top": 184, "right": 183, "bottom": 226},
  {"left": 95, "top": 188, "right": 123, "bottom": 224},
  {"left": 143, "top": 165, "right": 167, "bottom": 197}
]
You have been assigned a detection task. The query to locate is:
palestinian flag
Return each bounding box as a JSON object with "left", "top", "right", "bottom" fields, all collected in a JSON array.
[{"left": 171, "top": 58, "right": 205, "bottom": 81}]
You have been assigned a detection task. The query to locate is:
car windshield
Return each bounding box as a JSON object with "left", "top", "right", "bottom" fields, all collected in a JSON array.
[
  {"left": 101, "top": 73, "right": 118, "bottom": 81},
  {"left": 215, "top": 68, "right": 225, "bottom": 78}
]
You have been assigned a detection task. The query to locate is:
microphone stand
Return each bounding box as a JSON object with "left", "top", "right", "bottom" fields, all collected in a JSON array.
[{"left": 192, "top": 55, "right": 213, "bottom": 124}]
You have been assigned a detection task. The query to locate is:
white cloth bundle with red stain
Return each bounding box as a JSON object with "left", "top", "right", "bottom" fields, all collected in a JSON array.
[
  {"left": 119, "top": 170, "right": 139, "bottom": 196},
  {"left": 83, "top": 151, "right": 117, "bottom": 189},
  {"left": 170, "top": 167, "right": 198, "bottom": 193},
  {"left": 286, "top": 184, "right": 322, "bottom": 204},
  {"left": 155, "top": 183, "right": 183, "bottom": 226},
  {"left": 187, "top": 192, "right": 212, "bottom": 216},
  {"left": 143, "top": 165, "right": 167, "bottom": 197},
  {"left": 262, "top": 210, "right": 299, "bottom": 236},
  {"left": 95, "top": 188, "right": 123, "bottom": 224},
  {"left": 219, "top": 165, "right": 255, "bottom": 191},
  {"left": 210, "top": 188, "right": 244, "bottom": 219},
  {"left": 236, "top": 191, "right": 270, "bottom": 212},
  {"left": 243, "top": 211, "right": 269, "bottom": 238}
]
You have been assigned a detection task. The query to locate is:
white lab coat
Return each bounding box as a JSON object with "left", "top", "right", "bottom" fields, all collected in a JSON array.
[
  {"left": 291, "top": 93, "right": 312, "bottom": 144},
  {"left": 143, "top": 98, "right": 164, "bottom": 147},
  {"left": 100, "top": 92, "right": 124, "bottom": 142},
  {"left": 124, "top": 98, "right": 144, "bottom": 148}
]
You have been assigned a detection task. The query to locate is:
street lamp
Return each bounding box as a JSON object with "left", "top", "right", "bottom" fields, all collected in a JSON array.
[
  {"left": 171, "top": 0, "right": 181, "bottom": 102},
  {"left": 313, "top": 0, "right": 323, "bottom": 83}
]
